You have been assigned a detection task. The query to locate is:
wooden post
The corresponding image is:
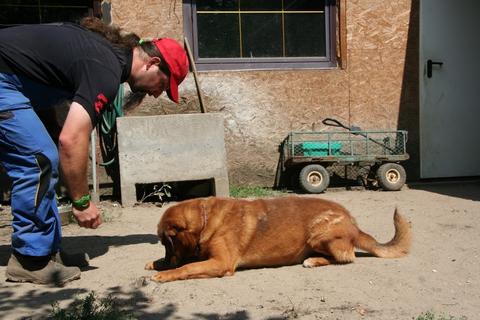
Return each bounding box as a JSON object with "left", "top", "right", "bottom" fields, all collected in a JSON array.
[{"left": 184, "top": 37, "right": 207, "bottom": 113}]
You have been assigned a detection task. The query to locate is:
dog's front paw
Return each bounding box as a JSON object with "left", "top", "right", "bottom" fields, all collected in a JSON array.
[
  {"left": 145, "top": 261, "right": 156, "bottom": 270},
  {"left": 145, "top": 258, "right": 172, "bottom": 271},
  {"left": 151, "top": 272, "right": 170, "bottom": 283}
]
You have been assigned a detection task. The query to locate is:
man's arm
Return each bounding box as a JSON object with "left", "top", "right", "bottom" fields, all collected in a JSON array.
[{"left": 58, "top": 101, "right": 102, "bottom": 229}]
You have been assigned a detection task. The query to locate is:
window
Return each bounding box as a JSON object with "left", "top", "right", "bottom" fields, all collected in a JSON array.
[
  {"left": 184, "top": 0, "right": 337, "bottom": 71},
  {"left": 0, "top": 0, "right": 100, "bottom": 27}
]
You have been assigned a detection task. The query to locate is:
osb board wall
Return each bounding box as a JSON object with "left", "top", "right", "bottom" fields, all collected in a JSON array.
[
  {"left": 107, "top": 0, "right": 184, "bottom": 40},
  {"left": 347, "top": 0, "right": 413, "bottom": 129},
  {"left": 346, "top": 0, "right": 420, "bottom": 178},
  {"left": 107, "top": 0, "right": 419, "bottom": 186}
]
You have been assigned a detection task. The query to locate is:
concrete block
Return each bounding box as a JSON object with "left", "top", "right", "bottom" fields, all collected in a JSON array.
[{"left": 116, "top": 113, "right": 229, "bottom": 206}]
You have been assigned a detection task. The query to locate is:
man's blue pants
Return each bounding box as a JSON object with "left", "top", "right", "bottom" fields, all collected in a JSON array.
[{"left": 0, "top": 73, "right": 61, "bottom": 256}]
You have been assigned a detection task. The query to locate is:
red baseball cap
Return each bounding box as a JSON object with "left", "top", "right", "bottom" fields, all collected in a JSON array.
[{"left": 152, "top": 38, "right": 189, "bottom": 103}]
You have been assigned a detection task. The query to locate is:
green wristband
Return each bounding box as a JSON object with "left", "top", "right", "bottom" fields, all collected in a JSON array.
[{"left": 72, "top": 194, "right": 91, "bottom": 210}]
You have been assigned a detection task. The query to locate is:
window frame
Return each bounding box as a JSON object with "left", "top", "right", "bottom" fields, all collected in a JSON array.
[{"left": 183, "top": 0, "right": 337, "bottom": 71}]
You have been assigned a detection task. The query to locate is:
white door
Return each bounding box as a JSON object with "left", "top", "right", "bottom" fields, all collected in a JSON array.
[{"left": 420, "top": 0, "right": 480, "bottom": 178}]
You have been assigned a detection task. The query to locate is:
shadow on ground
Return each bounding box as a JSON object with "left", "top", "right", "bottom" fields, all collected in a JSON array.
[
  {"left": 408, "top": 180, "right": 480, "bottom": 202},
  {"left": 0, "top": 283, "right": 287, "bottom": 319},
  {"left": 0, "top": 234, "right": 159, "bottom": 266}
]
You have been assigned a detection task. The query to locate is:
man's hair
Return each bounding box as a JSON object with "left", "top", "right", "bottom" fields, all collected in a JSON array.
[
  {"left": 80, "top": 17, "right": 167, "bottom": 64},
  {"left": 80, "top": 17, "right": 171, "bottom": 110},
  {"left": 80, "top": 17, "right": 140, "bottom": 48}
]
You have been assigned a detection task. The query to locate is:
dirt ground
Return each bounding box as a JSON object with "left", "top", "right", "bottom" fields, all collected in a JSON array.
[{"left": 0, "top": 181, "right": 479, "bottom": 320}]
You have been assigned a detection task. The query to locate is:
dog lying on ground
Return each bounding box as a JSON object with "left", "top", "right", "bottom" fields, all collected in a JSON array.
[{"left": 145, "top": 196, "right": 411, "bottom": 282}]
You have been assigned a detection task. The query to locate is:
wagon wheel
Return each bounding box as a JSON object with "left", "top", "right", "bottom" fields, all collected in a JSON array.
[
  {"left": 299, "top": 164, "right": 330, "bottom": 194},
  {"left": 376, "top": 163, "right": 406, "bottom": 191}
]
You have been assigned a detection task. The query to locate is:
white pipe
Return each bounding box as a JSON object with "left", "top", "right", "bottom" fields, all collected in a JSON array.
[{"left": 91, "top": 130, "right": 99, "bottom": 202}]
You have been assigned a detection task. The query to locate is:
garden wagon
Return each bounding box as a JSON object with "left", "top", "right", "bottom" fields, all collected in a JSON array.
[{"left": 279, "top": 119, "right": 409, "bottom": 193}]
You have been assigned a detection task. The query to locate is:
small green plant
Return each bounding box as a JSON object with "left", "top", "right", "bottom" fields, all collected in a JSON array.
[
  {"left": 50, "top": 291, "right": 136, "bottom": 320},
  {"left": 229, "top": 185, "right": 286, "bottom": 198},
  {"left": 415, "top": 311, "right": 467, "bottom": 320},
  {"left": 139, "top": 183, "right": 172, "bottom": 203}
]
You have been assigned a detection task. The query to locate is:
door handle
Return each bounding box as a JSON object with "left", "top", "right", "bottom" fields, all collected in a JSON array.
[{"left": 427, "top": 59, "right": 443, "bottom": 78}]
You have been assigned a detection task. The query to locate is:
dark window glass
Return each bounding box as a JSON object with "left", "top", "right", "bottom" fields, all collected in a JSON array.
[
  {"left": 285, "top": 13, "right": 326, "bottom": 57},
  {"left": 241, "top": 13, "right": 282, "bottom": 57},
  {"left": 197, "top": 0, "right": 238, "bottom": 11},
  {"left": 1, "top": 0, "right": 37, "bottom": 5},
  {"left": 188, "top": 0, "right": 335, "bottom": 69},
  {"left": 40, "top": 0, "right": 91, "bottom": 5},
  {"left": 284, "top": 0, "right": 325, "bottom": 11},
  {"left": 0, "top": 0, "right": 91, "bottom": 25},
  {"left": 198, "top": 13, "right": 240, "bottom": 58},
  {"left": 240, "top": 0, "right": 282, "bottom": 11},
  {"left": 0, "top": 7, "right": 39, "bottom": 24},
  {"left": 0, "top": 0, "right": 91, "bottom": 6},
  {"left": 41, "top": 8, "right": 90, "bottom": 23}
]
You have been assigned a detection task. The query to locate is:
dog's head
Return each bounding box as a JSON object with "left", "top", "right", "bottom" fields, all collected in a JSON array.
[{"left": 157, "top": 199, "right": 207, "bottom": 267}]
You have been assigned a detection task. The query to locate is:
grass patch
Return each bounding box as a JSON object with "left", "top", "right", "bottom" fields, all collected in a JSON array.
[
  {"left": 50, "top": 291, "right": 136, "bottom": 320},
  {"left": 415, "top": 311, "right": 467, "bottom": 320},
  {"left": 229, "top": 185, "right": 286, "bottom": 198}
]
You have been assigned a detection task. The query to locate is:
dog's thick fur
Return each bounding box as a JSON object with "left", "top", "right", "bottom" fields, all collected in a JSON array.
[{"left": 146, "top": 196, "right": 411, "bottom": 282}]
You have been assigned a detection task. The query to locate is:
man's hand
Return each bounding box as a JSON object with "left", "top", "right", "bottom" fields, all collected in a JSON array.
[{"left": 72, "top": 202, "right": 102, "bottom": 229}]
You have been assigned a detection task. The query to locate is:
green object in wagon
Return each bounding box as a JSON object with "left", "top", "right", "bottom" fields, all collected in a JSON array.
[{"left": 301, "top": 141, "right": 342, "bottom": 156}]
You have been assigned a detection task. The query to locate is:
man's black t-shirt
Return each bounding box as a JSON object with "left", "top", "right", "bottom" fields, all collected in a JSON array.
[{"left": 0, "top": 23, "right": 132, "bottom": 126}]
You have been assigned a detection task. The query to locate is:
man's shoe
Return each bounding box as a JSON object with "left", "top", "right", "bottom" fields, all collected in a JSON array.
[
  {"left": 5, "top": 252, "right": 81, "bottom": 286},
  {"left": 52, "top": 251, "right": 90, "bottom": 268}
]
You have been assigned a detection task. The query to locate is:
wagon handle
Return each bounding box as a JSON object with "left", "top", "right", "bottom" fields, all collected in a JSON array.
[
  {"left": 322, "top": 118, "right": 349, "bottom": 129},
  {"left": 322, "top": 118, "right": 362, "bottom": 132},
  {"left": 322, "top": 118, "right": 397, "bottom": 153}
]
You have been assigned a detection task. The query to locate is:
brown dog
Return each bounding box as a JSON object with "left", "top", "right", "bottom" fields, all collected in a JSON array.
[{"left": 145, "top": 196, "right": 411, "bottom": 282}]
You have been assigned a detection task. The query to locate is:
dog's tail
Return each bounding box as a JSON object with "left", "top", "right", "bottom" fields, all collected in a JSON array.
[{"left": 354, "top": 209, "right": 411, "bottom": 258}]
